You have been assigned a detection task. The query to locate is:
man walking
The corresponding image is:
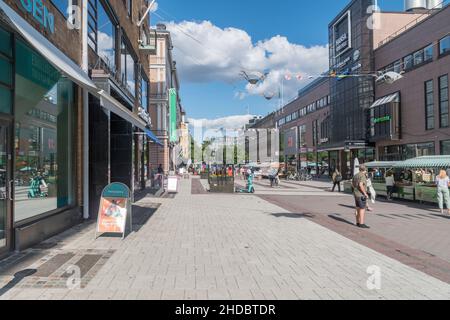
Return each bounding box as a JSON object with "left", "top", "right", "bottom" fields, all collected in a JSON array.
[{"left": 352, "top": 164, "right": 370, "bottom": 229}]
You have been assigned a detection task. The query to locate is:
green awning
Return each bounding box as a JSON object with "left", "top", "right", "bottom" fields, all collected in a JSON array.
[
  {"left": 365, "top": 161, "right": 399, "bottom": 168},
  {"left": 393, "top": 156, "right": 450, "bottom": 169}
]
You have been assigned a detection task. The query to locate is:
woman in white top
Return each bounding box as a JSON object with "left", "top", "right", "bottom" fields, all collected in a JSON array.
[
  {"left": 385, "top": 172, "right": 395, "bottom": 201},
  {"left": 436, "top": 170, "right": 450, "bottom": 215}
]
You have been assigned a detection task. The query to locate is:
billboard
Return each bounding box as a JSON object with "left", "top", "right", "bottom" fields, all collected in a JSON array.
[
  {"left": 283, "top": 127, "right": 298, "bottom": 156},
  {"left": 333, "top": 10, "right": 352, "bottom": 59},
  {"left": 169, "top": 88, "right": 177, "bottom": 143}
]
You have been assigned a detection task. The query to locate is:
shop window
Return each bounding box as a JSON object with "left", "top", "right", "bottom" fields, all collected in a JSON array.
[
  {"left": 439, "top": 35, "right": 450, "bottom": 56},
  {"left": 439, "top": 75, "right": 449, "bottom": 128},
  {"left": 298, "top": 124, "right": 306, "bottom": 147},
  {"left": 425, "top": 80, "right": 434, "bottom": 130},
  {"left": 0, "top": 87, "right": 11, "bottom": 114},
  {"left": 0, "top": 57, "right": 12, "bottom": 86},
  {"left": 14, "top": 40, "right": 75, "bottom": 223},
  {"left": 0, "top": 27, "right": 11, "bottom": 57}
]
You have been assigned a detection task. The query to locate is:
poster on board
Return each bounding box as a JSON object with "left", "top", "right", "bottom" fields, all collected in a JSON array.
[
  {"left": 95, "top": 182, "right": 132, "bottom": 239},
  {"left": 97, "top": 197, "right": 128, "bottom": 234}
]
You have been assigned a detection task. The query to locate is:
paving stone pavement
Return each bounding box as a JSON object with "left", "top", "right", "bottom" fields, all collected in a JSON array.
[{"left": 1, "top": 177, "right": 449, "bottom": 300}]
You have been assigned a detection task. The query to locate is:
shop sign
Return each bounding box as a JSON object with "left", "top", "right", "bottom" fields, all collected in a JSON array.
[
  {"left": 373, "top": 115, "right": 391, "bottom": 124},
  {"left": 334, "top": 56, "right": 351, "bottom": 70},
  {"left": 18, "top": 0, "right": 55, "bottom": 34},
  {"left": 169, "top": 88, "right": 177, "bottom": 143},
  {"left": 95, "top": 183, "right": 132, "bottom": 239},
  {"left": 333, "top": 10, "right": 352, "bottom": 58}
]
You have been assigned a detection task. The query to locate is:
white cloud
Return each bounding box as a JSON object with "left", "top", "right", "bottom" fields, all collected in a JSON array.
[
  {"left": 166, "top": 21, "right": 329, "bottom": 100},
  {"left": 150, "top": 1, "right": 158, "bottom": 13},
  {"left": 189, "top": 114, "right": 256, "bottom": 133}
]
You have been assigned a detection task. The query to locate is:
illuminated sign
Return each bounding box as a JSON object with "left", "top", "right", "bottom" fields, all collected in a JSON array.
[
  {"left": 18, "top": 0, "right": 55, "bottom": 34},
  {"left": 333, "top": 10, "right": 351, "bottom": 59}
]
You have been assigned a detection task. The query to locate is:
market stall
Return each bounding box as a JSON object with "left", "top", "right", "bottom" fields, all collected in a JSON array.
[{"left": 393, "top": 156, "right": 450, "bottom": 204}]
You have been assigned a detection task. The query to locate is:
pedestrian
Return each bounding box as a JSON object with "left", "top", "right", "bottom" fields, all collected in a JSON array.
[
  {"left": 385, "top": 171, "right": 395, "bottom": 201},
  {"left": 352, "top": 164, "right": 370, "bottom": 229},
  {"left": 366, "top": 171, "right": 376, "bottom": 212},
  {"left": 157, "top": 164, "right": 164, "bottom": 175},
  {"left": 331, "top": 169, "right": 342, "bottom": 192},
  {"left": 436, "top": 170, "right": 450, "bottom": 215}
]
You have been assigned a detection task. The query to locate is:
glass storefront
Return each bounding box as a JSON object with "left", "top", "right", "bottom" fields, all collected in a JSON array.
[
  {"left": 14, "top": 40, "right": 76, "bottom": 222},
  {"left": 441, "top": 140, "right": 450, "bottom": 155},
  {"left": 379, "top": 142, "right": 435, "bottom": 161}
]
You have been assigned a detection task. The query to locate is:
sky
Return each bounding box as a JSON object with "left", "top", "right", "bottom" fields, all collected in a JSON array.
[{"left": 152, "top": 0, "right": 404, "bottom": 131}]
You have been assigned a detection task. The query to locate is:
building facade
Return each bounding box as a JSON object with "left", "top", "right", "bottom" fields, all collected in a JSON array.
[
  {"left": 149, "top": 24, "right": 184, "bottom": 174},
  {"left": 274, "top": 78, "right": 331, "bottom": 174},
  {"left": 0, "top": 0, "right": 164, "bottom": 258},
  {"left": 372, "top": 4, "right": 450, "bottom": 160}
]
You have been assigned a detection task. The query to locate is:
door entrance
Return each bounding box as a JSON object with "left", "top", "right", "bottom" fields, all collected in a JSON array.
[{"left": 0, "top": 120, "right": 12, "bottom": 255}]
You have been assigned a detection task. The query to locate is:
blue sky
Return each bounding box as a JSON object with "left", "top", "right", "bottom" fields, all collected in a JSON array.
[{"left": 153, "top": 0, "right": 404, "bottom": 124}]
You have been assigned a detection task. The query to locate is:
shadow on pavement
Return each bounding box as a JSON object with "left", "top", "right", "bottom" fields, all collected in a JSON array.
[
  {"left": 271, "top": 212, "right": 314, "bottom": 219},
  {"left": 0, "top": 269, "right": 36, "bottom": 297},
  {"left": 328, "top": 215, "right": 356, "bottom": 226}
]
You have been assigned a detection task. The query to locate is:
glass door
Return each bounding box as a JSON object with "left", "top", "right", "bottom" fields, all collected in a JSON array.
[{"left": 0, "top": 120, "right": 12, "bottom": 253}]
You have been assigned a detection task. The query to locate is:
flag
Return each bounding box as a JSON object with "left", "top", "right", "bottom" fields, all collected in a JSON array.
[
  {"left": 284, "top": 74, "right": 292, "bottom": 81},
  {"left": 296, "top": 74, "right": 303, "bottom": 81}
]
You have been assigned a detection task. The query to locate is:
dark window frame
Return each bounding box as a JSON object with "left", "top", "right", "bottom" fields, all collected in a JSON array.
[
  {"left": 439, "top": 74, "right": 449, "bottom": 128},
  {"left": 425, "top": 79, "right": 434, "bottom": 130}
]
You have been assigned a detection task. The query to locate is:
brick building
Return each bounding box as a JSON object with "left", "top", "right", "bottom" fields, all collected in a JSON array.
[{"left": 0, "top": 0, "right": 162, "bottom": 257}]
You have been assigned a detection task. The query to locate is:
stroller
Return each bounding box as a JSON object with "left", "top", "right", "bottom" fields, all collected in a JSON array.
[{"left": 28, "top": 175, "right": 49, "bottom": 198}]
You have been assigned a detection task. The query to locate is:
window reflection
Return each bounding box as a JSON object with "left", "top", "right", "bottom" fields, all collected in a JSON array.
[
  {"left": 120, "top": 40, "right": 135, "bottom": 97},
  {"left": 14, "top": 40, "right": 75, "bottom": 222}
]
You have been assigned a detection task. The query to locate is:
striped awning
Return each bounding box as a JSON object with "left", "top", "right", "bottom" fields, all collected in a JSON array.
[
  {"left": 393, "top": 156, "right": 450, "bottom": 169},
  {"left": 369, "top": 93, "right": 400, "bottom": 109}
]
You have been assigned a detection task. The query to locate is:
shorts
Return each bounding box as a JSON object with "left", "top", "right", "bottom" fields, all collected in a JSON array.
[{"left": 354, "top": 196, "right": 367, "bottom": 209}]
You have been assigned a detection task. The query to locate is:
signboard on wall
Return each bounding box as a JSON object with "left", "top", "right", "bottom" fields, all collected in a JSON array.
[
  {"left": 169, "top": 88, "right": 177, "bottom": 143},
  {"left": 333, "top": 10, "right": 352, "bottom": 59}
]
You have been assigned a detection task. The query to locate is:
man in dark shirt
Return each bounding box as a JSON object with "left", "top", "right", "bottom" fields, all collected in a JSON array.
[{"left": 352, "top": 164, "right": 370, "bottom": 229}]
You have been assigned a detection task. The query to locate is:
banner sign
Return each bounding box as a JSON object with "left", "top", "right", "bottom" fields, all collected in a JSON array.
[
  {"left": 332, "top": 10, "right": 352, "bottom": 59},
  {"left": 169, "top": 88, "right": 177, "bottom": 143},
  {"left": 96, "top": 183, "right": 132, "bottom": 239},
  {"left": 283, "top": 127, "right": 298, "bottom": 156}
]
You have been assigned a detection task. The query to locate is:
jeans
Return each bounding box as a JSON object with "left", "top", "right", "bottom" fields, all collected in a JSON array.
[{"left": 437, "top": 186, "right": 450, "bottom": 210}]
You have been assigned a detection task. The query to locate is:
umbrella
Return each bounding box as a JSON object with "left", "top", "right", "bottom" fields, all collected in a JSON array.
[
  {"left": 20, "top": 167, "right": 35, "bottom": 172},
  {"left": 353, "top": 158, "right": 360, "bottom": 176}
]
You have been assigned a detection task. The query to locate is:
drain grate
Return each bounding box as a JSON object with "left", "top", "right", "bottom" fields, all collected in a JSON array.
[{"left": 34, "top": 253, "right": 75, "bottom": 277}]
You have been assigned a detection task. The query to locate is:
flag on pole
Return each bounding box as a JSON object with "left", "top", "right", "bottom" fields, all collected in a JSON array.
[
  {"left": 296, "top": 74, "right": 303, "bottom": 81},
  {"left": 284, "top": 74, "right": 292, "bottom": 81}
]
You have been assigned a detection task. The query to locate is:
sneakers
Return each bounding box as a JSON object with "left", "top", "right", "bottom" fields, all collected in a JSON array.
[{"left": 357, "top": 224, "right": 370, "bottom": 229}]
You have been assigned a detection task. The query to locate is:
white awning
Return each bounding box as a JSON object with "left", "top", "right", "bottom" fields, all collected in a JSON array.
[
  {"left": 99, "top": 91, "right": 147, "bottom": 131},
  {"left": 0, "top": 0, "right": 98, "bottom": 94},
  {"left": 369, "top": 92, "right": 400, "bottom": 109}
]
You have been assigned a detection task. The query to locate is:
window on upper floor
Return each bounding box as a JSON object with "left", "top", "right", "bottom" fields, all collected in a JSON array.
[
  {"left": 121, "top": 39, "right": 136, "bottom": 97},
  {"left": 413, "top": 50, "right": 424, "bottom": 66},
  {"left": 88, "top": 0, "right": 116, "bottom": 73},
  {"left": 440, "top": 36, "right": 450, "bottom": 56},
  {"left": 141, "top": 77, "right": 148, "bottom": 110},
  {"left": 126, "top": 0, "right": 132, "bottom": 17},
  {"left": 439, "top": 75, "right": 449, "bottom": 128},
  {"left": 424, "top": 44, "right": 433, "bottom": 61},
  {"left": 404, "top": 54, "right": 413, "bottom": 70},
  {"left": 425, "top": 80, "right": 434, "bottom": 131}
]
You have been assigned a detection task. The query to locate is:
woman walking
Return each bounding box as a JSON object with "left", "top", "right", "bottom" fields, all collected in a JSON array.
[
  {"left": 436, "top": 170, "right": 450, "bottom": 215},
  {"left": 331, "top": 169, "right": 342, "bottom": 192}
]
